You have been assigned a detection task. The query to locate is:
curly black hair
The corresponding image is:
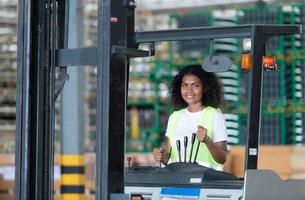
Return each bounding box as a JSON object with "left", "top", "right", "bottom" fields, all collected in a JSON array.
[{"left": 171, "top": 64, "right": 223, "bottom": 108}]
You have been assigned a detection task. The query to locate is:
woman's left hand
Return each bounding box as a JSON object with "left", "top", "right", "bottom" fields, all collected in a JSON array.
[
  {"left": 196, "top": 125, "right": 227, "bottom": 164},
  {"left": 196, "top": 125, "right": 208, "bottom": 143}
]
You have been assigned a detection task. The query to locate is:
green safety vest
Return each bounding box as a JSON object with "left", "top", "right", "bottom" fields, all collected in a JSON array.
[{"left": 166, "top": 106, "right": 224, "bottom": 170}]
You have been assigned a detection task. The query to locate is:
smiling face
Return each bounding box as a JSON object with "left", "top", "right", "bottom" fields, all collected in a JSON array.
[{"left": 180, "top": 74, "right": 204, "bottom": 111}]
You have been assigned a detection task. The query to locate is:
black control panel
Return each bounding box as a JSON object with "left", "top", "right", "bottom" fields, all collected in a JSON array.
[{"left": 125, "top": 162, "right": 241, "bottom": 189}]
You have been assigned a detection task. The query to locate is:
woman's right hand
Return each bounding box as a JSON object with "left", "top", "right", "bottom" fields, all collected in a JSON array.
[
  {"left": 153, "top": 147, "right": 164, "bottom": 162},
  {"left": 153, "top": 136, "right": 171, "bottom": 164}
]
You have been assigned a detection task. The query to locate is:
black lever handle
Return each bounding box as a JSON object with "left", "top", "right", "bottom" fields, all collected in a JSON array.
[
  {"left": 126, "top": 156, "right": 131, "bottom": 169},
  {"left": 193, "top": 139, "right": 201, "bottom": 163},
  {"left": 176, "top": 140, "right": 181, "bottom": 162},
  {"left": 189, "top": 133, "right": 196, "bottom": 163},
  {"left": 159, "top": 147, "right": 165, "bottom": 168},
  {"left": 184, "top": 136, "right": 188, "bottom": 162}
]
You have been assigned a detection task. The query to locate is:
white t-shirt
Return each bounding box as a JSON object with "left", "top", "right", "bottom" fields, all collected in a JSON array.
[{"left": 165, "top": 108, "right": 227, "bottom": 161}]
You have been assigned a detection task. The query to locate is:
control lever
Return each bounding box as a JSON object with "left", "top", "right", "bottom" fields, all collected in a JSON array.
[
  {"left": 193, "top": 139, "right": 201, "bottom": 163},
  {"left": 189, "top": 133, "right": 196, "bottom": 163},
  {"left": 159, "top": 147, "right": 165, "bottom": 168},
  {"left": 176, "top": 140, "right": 181, "bottom": 162},
  {"left": 183, "top": 136, "right": 188, "bottom": 162},
  {"left": 126, "top": 156, "right": 131, "bottom": 169}
]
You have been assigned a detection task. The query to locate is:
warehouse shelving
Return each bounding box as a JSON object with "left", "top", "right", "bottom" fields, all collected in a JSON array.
[{"left": 0, "top": 0, "right": 17, "bottom": 153}]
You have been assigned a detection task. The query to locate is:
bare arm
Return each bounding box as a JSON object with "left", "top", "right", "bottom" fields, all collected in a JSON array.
[
  {"left": 203, "top": 137, "right": 227, "bottom": 164},
  {"left": 196, "top": 126, "right": 228, "bottom": 164}
]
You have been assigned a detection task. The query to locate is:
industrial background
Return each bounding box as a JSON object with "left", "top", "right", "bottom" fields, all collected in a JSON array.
[{"left": 0, "top": 0, "right": 305, "bottom": 199}]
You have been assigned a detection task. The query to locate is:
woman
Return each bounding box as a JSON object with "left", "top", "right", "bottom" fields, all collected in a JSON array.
[{"left": 153, "top": 64, "right": 228, "bottom": 171}]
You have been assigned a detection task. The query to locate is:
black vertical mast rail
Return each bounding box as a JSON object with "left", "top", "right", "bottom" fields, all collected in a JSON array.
[
  {"left": 95, "top": 0, "right": 111, "bottom": 198},
  {"left": 15, "top": 0, "right": 30, "bottom": 198},
  {"left": 96, "top": 0, "right": 130, "bottom": 199},
  {"left": 244, "top": 26, "right": 265, "bottom": 170},
  {"left": 15, "top": 0, "right": 57, "bottom": 199}
]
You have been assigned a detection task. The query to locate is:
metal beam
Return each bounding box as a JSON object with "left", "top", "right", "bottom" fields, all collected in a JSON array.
[
  {"left": 95, "top": 0, "right": 111, "bottom": 196},
  {"left": 135, "top": 24, "right": 301, "bottom": 43},
  {"left": 56, "top": 47, "right": 97, "bottom": 66},
  {"left": 135, "top": 25, "right": 252, "bottom": 43},
  {"left": 15, "top": 0, "right": 30, "bottom": 198},
  {"left": 55, "top": 24, "right": 301, "bottom": 67},
  {"left": 244, "top": 26, "right": 265, "bottom": 170}
]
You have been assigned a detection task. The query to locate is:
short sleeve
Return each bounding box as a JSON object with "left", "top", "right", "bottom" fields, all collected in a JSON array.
[
  {"left": 165, "top": 112, "right": 175, "bottom": 138},
  {"left": 212, "top": 111, "right": 228, "bottom": 142}
]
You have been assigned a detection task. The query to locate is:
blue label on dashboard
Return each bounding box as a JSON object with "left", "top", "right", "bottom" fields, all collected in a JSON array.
[{"left": 160, "top": 187, "right": 200, "bottom": 198}]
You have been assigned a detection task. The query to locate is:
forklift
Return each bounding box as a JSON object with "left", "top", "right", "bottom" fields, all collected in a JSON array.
[
  {"left": 123, "top": 25, "right": 305, "bottom": 200},
  {"left": 15, "top": 0, "right": 305, "bottom": 199}
]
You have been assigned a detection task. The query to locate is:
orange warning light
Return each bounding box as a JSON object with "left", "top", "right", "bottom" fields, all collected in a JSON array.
[
  {"left": 263, "top": 55, "right": 278, "bottom": 71},
  {"left": 241, "top": 54, "right": 278, "bottom": 71},
  {"left": 241, "top": 53, "right": 252, "bottom": 70}
]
